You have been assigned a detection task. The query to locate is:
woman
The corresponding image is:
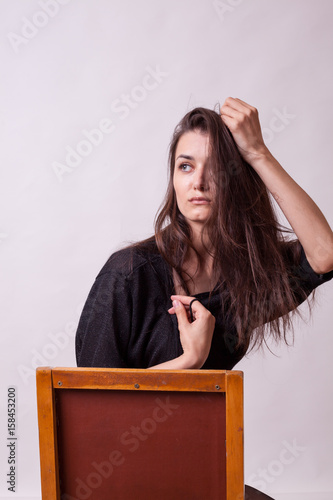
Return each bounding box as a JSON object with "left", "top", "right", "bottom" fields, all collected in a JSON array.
[{"left": 76, "top": 97, "right": 333, "bottom": 498}]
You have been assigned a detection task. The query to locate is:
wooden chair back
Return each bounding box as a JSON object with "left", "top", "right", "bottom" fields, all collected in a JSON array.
[{"left": 36, "top": 367, "right": 244, "bottom": 500}]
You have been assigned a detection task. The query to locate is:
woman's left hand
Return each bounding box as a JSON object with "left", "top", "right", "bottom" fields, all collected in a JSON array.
[{"left": 220, "top": 97, "right": 268, "bottom": 164}]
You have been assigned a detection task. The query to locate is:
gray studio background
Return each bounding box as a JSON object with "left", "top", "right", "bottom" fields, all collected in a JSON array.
[{"left": 1, "top": 1, "right": 333, "bottom": 499}]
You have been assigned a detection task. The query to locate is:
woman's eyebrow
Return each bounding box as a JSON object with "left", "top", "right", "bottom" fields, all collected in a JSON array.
[{"left": 176, "top": 154, "right": 195, "bottom": 161}]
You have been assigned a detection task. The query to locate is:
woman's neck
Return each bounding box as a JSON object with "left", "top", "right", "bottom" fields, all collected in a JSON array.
[
  {"left": 189, "top": 224, "right": 213, "bottom": 256},
  {"left": 173, "top": 229, "right": 215, "bottom": 295}
]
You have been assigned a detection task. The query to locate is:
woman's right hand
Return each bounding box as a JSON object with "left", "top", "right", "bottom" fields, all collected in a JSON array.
[{"left": 168, "top": 295, "right": 215, "bottom": 369}]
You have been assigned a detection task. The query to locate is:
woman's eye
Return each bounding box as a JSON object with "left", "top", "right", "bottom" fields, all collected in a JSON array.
[{"left": 179, "top": 163, "right": 192, "bottom": 172}]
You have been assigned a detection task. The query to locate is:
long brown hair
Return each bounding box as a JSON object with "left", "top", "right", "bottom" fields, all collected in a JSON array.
[{"left": 154, "top": 106, "right": 310, "bottom": 351}]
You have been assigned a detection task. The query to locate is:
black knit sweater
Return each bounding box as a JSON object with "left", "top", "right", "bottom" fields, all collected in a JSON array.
[{"left": 76, "top": 239, "right": 333, "bottom": 369}]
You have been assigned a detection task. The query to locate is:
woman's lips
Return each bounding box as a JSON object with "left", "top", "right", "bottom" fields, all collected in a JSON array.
[{"left": 189, "top": 197, "right": 211, "bottom": 204}]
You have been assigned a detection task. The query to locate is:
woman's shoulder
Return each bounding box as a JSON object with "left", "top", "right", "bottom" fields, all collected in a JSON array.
[{"left": 97, "top": 236, "right": 161, "bottom": 279}]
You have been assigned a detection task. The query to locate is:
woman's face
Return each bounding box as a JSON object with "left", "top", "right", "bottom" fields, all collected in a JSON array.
[{"left": 173, "top": 130, "right": 213, "bottom": 232}]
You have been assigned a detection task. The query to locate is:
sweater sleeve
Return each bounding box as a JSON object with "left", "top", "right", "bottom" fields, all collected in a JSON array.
[
  {"left": 290, "top": 244, "right": 333, "bottom": 302},
  {"left": 75, "top": 267, "right": 132, "bottom": 368},
  {"left": 297, "top": 245, "right": 333, "bottom": 290}
]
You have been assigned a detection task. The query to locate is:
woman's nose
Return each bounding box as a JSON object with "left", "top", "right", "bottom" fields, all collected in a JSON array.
[{"left": 193, "top": 169, "right": 208, "bottom": 191}]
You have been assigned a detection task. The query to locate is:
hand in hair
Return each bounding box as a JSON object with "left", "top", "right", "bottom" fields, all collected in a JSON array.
[
  {"left": 168, "top": 295, "right": 215, "bottom": 369},
  {"left": 221, "top": 98, "right": 333, "bottom": 275},
  {"left": 220, "top": 97, "right": 268, "bottom": 164}
]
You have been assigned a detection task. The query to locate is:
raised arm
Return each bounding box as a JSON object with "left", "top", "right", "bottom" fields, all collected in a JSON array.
[{"left": 220, "top": 97, "right": 333, "bottom": 274}]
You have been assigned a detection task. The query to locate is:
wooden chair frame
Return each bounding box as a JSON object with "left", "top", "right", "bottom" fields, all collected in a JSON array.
[{"left": 36, "top": 367, "right": 244, "bottom": 500}]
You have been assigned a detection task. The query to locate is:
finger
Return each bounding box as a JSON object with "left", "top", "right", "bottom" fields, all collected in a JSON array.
[
  {"left": 220, "top": 113, "right": 237, "bottom": 130},
  {"left": 171, "top": 295, "right": 209, "bottom": 318},
  {"left": 186, "top": 298, "right": 208, "bottom": 318},
  {"left": 223, "top": 97, "right": 255, "bottom": 114},
  {"left": 170, "top": 296, "right": 194, "bottom": 318},
  {"left": 172, "top": 299, "right": 190, "bottom": 328},
  {"left": 220, "top": 103, "right": 243, "bottom": 120},
  {"left": 168, "top": 306, "right": 192, "bottom": 321},
  {"left": 171, "top": 295, "right": 196, "bottom": 306},
  {"left": 171, "top": 295, "right": 206, "bottom": 323},
  {"left": 234, "top": 97, "right": 257, "bottom": 112}
]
